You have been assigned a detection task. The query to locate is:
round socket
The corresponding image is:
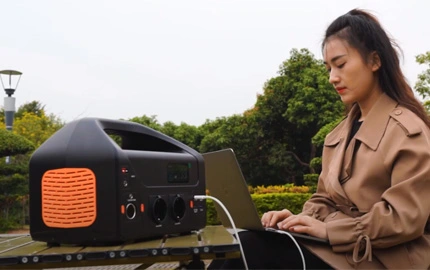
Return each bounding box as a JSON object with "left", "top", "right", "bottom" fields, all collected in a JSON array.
[
  {"left": 126, "top": 203, "right": 136, "bottom": 220},
  {"left": 172, "top": 196, "right": 186, "bottom": 221},
  {"left": 152, "top": 196, "right": 167, "bottom": 224}
]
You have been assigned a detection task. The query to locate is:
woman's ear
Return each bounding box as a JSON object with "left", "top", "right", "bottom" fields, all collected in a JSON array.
[{"left": 370, "top": 51, "right": 381, "bottom": 72}]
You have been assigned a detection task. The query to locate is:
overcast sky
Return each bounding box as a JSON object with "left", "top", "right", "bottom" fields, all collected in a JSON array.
[{"left": 1, "top": 0, "right": 429, "bottom": 126}]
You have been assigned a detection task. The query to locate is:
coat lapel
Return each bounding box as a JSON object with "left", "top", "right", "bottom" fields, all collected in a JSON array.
[
  {"left": 323, "top": 93, "right": 398, "bottom": 206},
  {"left": 323, "top": 112, "right": 355, "bottom": 205}
]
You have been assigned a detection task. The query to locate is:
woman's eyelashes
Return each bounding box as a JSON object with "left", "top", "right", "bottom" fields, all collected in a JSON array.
[{"left": 326, "top": 62, "right": 346, "bottom": 74}]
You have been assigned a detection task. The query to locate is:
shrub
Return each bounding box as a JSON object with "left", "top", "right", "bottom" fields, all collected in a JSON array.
[
  {"left": 249, "top": 184, "right": 310, "bottom": 194},
  {"left": 303, "top": 174, "right": 319, "bottom": 193},
  {"left": 310, "top": 157, "right": 322, "bottom": 174},
  {"left": 0, "top": 129, "right": 34, "bottom": 156},
  {"left": 206, "top": 192, "right": 312, "bottom": 225}
]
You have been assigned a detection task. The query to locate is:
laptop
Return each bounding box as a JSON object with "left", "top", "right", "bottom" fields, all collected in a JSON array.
[{"left": 202, "top": 148, "right": 329, "bottom": 244}]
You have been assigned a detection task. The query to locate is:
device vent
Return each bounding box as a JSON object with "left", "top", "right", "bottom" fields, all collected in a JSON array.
[{"left": 41, "top": 168, "right": 96, "bottom": 228}]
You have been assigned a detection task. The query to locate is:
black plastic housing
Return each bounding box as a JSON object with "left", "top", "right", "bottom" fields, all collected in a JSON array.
[{"left": 29, "top": 118, "right": 206, "bottom": 245}]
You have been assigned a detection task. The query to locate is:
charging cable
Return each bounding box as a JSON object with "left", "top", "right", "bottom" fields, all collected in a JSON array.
[
  {"left": 194, "top": 195, "right": 249, "bottom": 270},
  {"left": 194, "top": 195, "right": 307, "bottom": 270}
]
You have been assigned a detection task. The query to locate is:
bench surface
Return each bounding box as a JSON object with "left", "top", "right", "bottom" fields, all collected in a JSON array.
[{"left": 0, "top": 226, "right": 240, "bottom": 269}]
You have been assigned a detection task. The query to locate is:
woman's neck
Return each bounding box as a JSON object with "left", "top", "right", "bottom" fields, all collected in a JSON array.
[{"left": 357, "top": 88, "right": 383, "bottom": 122}]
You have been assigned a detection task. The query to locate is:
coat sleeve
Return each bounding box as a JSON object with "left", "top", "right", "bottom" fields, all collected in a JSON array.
[
  {"left": 326, "top": 122, "right": 430, "bottom": 257},
  {"left": 300, "top": 119, "right": 344, "bottom": 221},
  {"left": 300, "top": 176, "right": 337, "bottom": 221}
]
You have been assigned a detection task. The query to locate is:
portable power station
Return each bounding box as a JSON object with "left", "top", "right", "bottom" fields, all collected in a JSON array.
[{"left": 29, "top": 118, "right": 206, "bottom": 245}]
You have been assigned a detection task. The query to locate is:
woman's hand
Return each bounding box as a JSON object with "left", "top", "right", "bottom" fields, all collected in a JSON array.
[
  {"left": 278, "top": 215, "right": 328, "bottom": 239},
  {"left": 261, "top": 209, "right": 294, "bottom": 228}
]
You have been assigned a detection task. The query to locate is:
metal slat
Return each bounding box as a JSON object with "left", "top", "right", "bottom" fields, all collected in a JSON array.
[
  {"left": 0, "top": 235, "right": 32, "bottom": 253},
  {"left": 199, "top": 226, "right": 238, "bottom": 245},
  {"left": 0, "top": 241, "right": 47, "bottom": 256},
  {"left": 0, "top": 226, "right": 240, "bottom": 269}
]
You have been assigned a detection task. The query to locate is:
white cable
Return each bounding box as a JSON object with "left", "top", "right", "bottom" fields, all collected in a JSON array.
[{"left": 194, "top": 195, "right": 249, "bottom": 270}]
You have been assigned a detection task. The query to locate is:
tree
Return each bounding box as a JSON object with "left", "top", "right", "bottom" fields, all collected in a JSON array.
[
  {"left": 0, "top": 101, "right": 64, "bottom": 231},
  {"left": 126, "top": 116, "right": 203, "bottom": 151},
  {"left": 245, "top": 48, "right": 344, "bottom": 185},
  {"left": 0, "top": 131, "right": 34, "bottom": 232},
  {"left": 15, "top": 101, "right": 46, "bottom": 118},
  {"left": 0, "top": 129, "right": 34, "bottom": 156},
  {"left": 161, "top": 121, "right": 203, "bottom": 151},
  {"left": 128, "top": 115, "right": 163, "bottom": 131},
  {"left": 13, "top": 112, "right": 64, "bottom": 148},
  {"left": 199, "top": 113, "right": 266, "bottom": 185},
  {"left": 415, "top": 52, "right": 430, "bottom": 113}
]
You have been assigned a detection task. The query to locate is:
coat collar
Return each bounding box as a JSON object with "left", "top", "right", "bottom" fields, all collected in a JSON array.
[
  {"left": 324, "top": 93, "right": 398, "bottom": 151},
  {"left": 354, "top": 93, "right": 398, "bottom": 151},
  {"left": 322, "top": 93, "right": 398, "bottom": 206}
]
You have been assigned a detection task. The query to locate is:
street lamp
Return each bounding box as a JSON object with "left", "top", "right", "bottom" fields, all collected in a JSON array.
[{"left": 0, "top": 69, "right": 22, "bottom": 164}]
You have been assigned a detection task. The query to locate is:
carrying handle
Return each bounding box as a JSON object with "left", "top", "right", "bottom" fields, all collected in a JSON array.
[{"left": 84, "top": 118, "right": 190, "bottom": 153}]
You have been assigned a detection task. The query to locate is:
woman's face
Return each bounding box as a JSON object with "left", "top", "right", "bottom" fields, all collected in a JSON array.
[{"left": 323, "top": 37, "right": 382, "bottom": 109}]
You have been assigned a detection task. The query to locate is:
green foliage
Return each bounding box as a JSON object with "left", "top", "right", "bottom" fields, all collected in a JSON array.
[
  {"left": 199, "top": 114, "right": 259, "bottom": 153},
  {"left": 304, "top": 174, "right": 319, "bottom": 186},
  {"left": 303, "top": 174, "right": 319, "bottom": 193},
  {"left": 161, "top": 122, "right": 202, "bottom": 151},
  {"left": 0, "top": 129, "right": 34, "bottom": 156},
  {"left": 241, "top": 48, "right": 343, "bottom": 185},
  {"left": 0, "top": 173, "right": 28, "bottom": 195},
  {"left": 0, "top": 101, "right": 62, "bottom": 232},
  {"left": 309, "top": 157, "right": 322, "bottom": 174},
  {"left": 415, "top": 52, "right": 430, "bottom": 101},
  {"left": 311, "top": 117, "right": 343, "bottom": 147},
  {"left": 249, "top": 184, "right": 311, "bottom": 194},
  {"left": 206, "top": 193, "right": 312, "bottom": 225},
  {"left": 0, "top": 162, "right": 28, "bottom": 175},
  {"left": 206, "top": 199, "right": 221, "bottom": 225},
  {"left": 127, "top": 116, "right": 203, "bottom": 151},
  {"left": 0, "top": 174, "right": 29, "bottom": 232},
  {"left": 128, "top": 115, "right": 163, "bottom": 131},
  {"left": 15, "top": 101, "right": 46, "bottom": 118},
  {"left": 194, "top": 49, "right": 345, "bottom": 187},
  {"left": 424, "top": 100, "right": 430, "bottom": 114},
  {"left": 13, "top": 112, "right": 64, "bottom": 148}
]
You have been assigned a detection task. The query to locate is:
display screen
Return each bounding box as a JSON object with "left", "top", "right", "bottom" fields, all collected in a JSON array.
[{"left": 167, "top": 163, "right": 189, "bottom": 183}]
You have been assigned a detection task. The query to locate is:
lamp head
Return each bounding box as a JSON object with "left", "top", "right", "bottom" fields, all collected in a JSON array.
[{"left": 0, "top": 70, "right": 22, "bottom": 96}]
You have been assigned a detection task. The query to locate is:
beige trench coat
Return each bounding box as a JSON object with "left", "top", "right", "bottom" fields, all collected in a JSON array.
[{"left": 299, "top": 93, "right": 430, "bottom": 269}]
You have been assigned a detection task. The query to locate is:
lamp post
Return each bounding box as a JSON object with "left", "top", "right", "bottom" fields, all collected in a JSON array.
[{"left": 0, "top": 70, "right": 22, "bottom": 164}]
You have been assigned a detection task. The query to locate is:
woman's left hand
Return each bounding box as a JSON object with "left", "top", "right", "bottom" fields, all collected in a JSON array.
[{"left": 277, "top": 215, "right": 328, "bottom": 239}]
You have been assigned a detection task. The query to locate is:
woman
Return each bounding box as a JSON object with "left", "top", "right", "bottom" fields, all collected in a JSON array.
[{"left": 211, "top": 8, "right": 430, "bottom": 269}]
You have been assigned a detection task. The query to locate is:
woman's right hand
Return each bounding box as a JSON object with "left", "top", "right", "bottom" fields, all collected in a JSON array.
[{"left": 261, "top": 209, "right": 294, "bottom": 228}]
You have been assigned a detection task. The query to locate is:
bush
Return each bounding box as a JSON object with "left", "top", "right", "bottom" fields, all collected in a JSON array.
[
  {"left": 206, "top": 192, "right": 312, "bottom": 225},
  {"left": 303, "top": 174, "right": 319, "bottom": 193},
  {"left": 0, "top": 129, "right": 34, "bottom": 156},
  {"left": 249, "top": 184, "right": 310, "bottom": 194},
  {"left": 310, "top": 157, "right": 322, "bottom": 174}
]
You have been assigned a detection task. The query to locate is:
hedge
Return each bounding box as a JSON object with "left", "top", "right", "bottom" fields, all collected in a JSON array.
[{"left": 206, "top": 192, "right": 312, "bottom": 225}]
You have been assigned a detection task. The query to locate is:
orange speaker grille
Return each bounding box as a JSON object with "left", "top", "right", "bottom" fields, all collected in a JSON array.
[{"left": 41, "top": 168, "right": 97, "bottom": 228}]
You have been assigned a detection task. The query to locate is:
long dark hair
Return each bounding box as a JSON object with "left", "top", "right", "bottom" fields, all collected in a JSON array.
[{"left": 323, "top": 9, "right": 430, "bottom": 128}]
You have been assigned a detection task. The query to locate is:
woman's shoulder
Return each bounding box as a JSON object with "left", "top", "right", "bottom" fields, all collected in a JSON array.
[{"left": 389, "top": 106, "right": 429, "bottom": 137}]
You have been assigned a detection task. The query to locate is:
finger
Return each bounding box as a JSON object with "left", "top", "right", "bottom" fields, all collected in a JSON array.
[
  {"left": 262, "top": 210, "right": 293, "bottom": 228},
  {"left": 279, "top": 215, "right": 307, "bottom": 230},
  {"left": 289, "top": 225, "right": 309, "bottom": 234},
  {"left": 261, "top": 211, "right": 275, "bottom": 227},
  {"left": 269, "top": 212, "right": 286, "bottom": 227}
]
